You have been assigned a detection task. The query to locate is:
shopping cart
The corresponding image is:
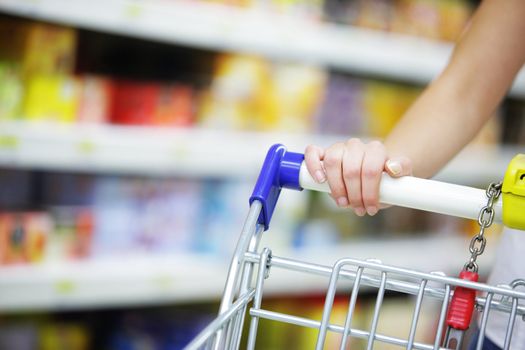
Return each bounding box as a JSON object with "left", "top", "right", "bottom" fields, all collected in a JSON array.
[{"left": 185, "top": 145, "right": 525, "bottom": 350}]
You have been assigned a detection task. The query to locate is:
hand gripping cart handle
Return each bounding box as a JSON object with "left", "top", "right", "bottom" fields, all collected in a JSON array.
[{"left": 186, "top": 145, "right": 525, "bottom": 350}]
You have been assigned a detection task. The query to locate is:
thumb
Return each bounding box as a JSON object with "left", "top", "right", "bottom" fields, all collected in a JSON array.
[{"left": 385, "top": 156, "right": 412, "bottom": 178}]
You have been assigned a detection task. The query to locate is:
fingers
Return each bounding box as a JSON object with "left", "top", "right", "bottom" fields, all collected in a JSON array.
[
  {"left": 323, "top": 142, "right": 349, "bottom": 208},
  {"left": 361, "top": 141, "right": 387, "bottom": 216},
  {"left": 385, "top": 156, "right": 413, "bottom": 177},
  {"left": 306, "top": 140, "right": 411, "bottom": 218},
  {"left": 304, "top": 144, "right": 326, "bottom": 183},
  {"left": 342, "top": 139, "right": 366, "bottom": 216}
]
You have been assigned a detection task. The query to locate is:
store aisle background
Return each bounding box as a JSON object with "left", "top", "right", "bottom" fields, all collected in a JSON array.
[{"left": 0, "top": 0, "right": 524, "bottom": 349}]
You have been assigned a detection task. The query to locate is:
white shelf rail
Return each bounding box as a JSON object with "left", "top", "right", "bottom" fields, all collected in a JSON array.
[
  {"left": 0, "top": 235, "right": 494, "bottom": 312},
  {"left": 1, "top": 0, "right": 524, "bottom": 97},
  {"left": 0, "top": 122, "right": 518, "bottom": 183}
]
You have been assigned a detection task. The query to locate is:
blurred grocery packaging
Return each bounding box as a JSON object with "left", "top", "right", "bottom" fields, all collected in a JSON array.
[
  {"left": 0, "top": 63, "right": 23, "bottom": 120},
  {"left": 0, "top": 212, "right": 51, "bottom": 265},
  {"left": 199, "top": 54, "right": 325, "bottom": 132},
  {"left": 0, "top": 18, "right": 76, "bottom": 76},
  {"left": 22, "top": 74, "right": 82, "bottom": 123},
  {"left": 110, "top": 80, "right": 195, "bottom": 127}
]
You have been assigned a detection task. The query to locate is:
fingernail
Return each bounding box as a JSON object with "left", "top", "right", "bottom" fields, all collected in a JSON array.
[
  {"left": 355, "top": 207, "right": 366, "bottom": 216},
  {"left": 367, "top": 206, "right": 378, "bottom": 216},
  {"left": 315, "top": 170, "right": 326, "bottom": 183},
  {"left": 386, "top": 160, "right": 402, "bottom": 176},
  {"left": 337, "top": 197, "right": 349, "bottom": 207}
]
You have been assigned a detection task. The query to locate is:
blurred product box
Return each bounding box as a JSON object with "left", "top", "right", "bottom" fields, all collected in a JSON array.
[
  {"left": 199, "top": 55, "right": 271, "bottom": 130},
  {"left": 0, "top": 62, "right": 23, "bottom": 120},
  {"left": 0, "top": 324, "right": 39, "bottom": 350},
  {"left": 392, "top": 0, "right": 472, "bottom": 41},
  {"left": 77, "top": 75, "right": 113, "bottom": 124},
  {"left": 270, "top": 64, "right": 326, "bottom": 132},
  {"left": 324, "top": 0, "right": 472, "bottom": 41},
  {"left": 0, "top": 18, "right": 76, "bottom": 77},
  {"left": 363, "top": 80, "right": 419, "bottom": 137},
  {"left": 40, "top": 323, "right": 90, "bottom": 350},
  {"left": 110, "top": 80, "right": 195, "bottom": 127},
  {"left": 91, "top": 177, "right": 201, "bottom": 256},
  {"left": 0, "top": 212, "right": 52, "bottom": 265},
  {"left": 22, "top": 74, "right": 82, "bottom": 123},
  {"left": 200, "top": 54, "right": 324, "bottom": 132},
  {"left": 46, "top": 207, "right": 94, "bottom": 261},
  {"left": 314, "top": 74, "right": 365, "bottom": 135}
]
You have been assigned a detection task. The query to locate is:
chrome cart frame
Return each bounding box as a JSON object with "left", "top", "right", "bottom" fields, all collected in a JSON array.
[{"left": 185, "top": 145, "right": 525, "bottom": 350}]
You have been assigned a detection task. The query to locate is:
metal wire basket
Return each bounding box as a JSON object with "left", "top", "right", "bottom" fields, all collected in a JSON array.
[{"left": 185, "top": 145, "right": 525, "bottom": 350}]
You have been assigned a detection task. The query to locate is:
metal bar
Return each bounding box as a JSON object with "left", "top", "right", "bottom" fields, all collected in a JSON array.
[
  {"left": 367, "top": 271, "right": 387, "bottom": 350},
  {"left": 340, "top": 267, "right": 364, "bottom": 350},
  {"left": 315, "top": 259, "right": 348, "bottom": 350},
  {"left": 230, "top": 223, "right": 265, "bottom": 350},
  {"left": 433, "top": 285, "right": 451, "bottom": 350},
  {"left": 476, "top": 293, "right": 494, "bottom": 350},
  {"left": 247, "top": 248, "right": 272, "bottom": 350},
  {"left": 219, "top": 201, "right": 262, "bottom": 314},
  {"left": 250, "top": 309, "right": 447, "bottom": 350},
  {"left": 244, "top": 253, "right": 525, "bottom": 313},
  {"left": 184, "top": 290, "right": 255, "bottom": 350},
  {"left": 503, "top": 298, "right": 518, "bottom": 350},
  {"left": 214, "top": 201, "right": 262, "bottom": 350},
  {"left": 222, "top": 319, "right": 233, "bottom": 350},
  {"left": 231, "top": 310, "right": 245, "bottom": 350},
  {"left": 407, "top": 279, "right": 428, "bottom": 349}
]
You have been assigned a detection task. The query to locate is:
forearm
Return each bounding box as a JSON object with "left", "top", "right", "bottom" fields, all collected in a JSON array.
[
  {"left": 384, "top": 70, "right": 493, "bottom": 178},
  {"left": 385, "top": 0, "right": 525, "bottom": 179}
]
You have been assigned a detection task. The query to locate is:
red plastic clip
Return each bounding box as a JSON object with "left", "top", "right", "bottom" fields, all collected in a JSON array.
[{"left": 446, "top": 270, "right": 479, "bottom": 330}]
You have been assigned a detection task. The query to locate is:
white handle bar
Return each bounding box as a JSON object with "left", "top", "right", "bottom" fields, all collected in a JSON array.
[{"left": 299, "top": 163, "right": 502, "bottom": 223}]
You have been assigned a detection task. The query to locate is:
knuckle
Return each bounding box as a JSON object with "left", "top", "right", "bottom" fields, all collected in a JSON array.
[
  {"left": 343, "top": 166, "right": 360, "bottom": 179},
  {"left": 363, "top": 167, "right": 381, "bottom": 180},
  {"left": 345, "top": 138, "right": 362, "bottom": 147},
  {"left": 368, "top": 140, "right": 384, "bottom": 148},
  {"left": 324, "top": 153, "right": 340, "bottom": 167}
]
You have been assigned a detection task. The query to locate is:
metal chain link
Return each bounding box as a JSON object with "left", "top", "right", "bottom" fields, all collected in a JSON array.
[{"left": 464, "top": 182, "right": 502, "bottom": 273}]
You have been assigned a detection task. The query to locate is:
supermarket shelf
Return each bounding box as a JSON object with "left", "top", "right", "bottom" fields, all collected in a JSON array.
[
  {"left": 0, "top": 234, "right": 495, "bottom": 312},
  {"left": 0, "top": 121, "right": 338, "bottom": 178},
  {"left": 0, "top": 121, "right": 520, "bottom": 184},
  {"left": 1, "top": 0, "right": 524, "bottom": 97}
]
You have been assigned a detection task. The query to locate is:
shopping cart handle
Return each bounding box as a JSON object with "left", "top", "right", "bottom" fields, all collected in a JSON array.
[{"left": 250, "top": 144, "right": 505, "bottom": 231}]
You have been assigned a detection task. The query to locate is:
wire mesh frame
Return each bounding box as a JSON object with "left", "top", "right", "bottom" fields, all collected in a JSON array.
[{"left": 185, "top": 201, "right": 525, "bottom": 350}]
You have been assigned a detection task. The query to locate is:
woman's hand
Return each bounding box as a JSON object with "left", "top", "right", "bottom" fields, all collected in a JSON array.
[{"left": 304, "top": 139, "right": 412, "bottom": 216}]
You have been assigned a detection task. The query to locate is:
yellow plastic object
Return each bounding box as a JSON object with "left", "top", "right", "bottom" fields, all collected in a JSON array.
[{"left": 502, "top": 154, "right": 525, "bottom": 230}]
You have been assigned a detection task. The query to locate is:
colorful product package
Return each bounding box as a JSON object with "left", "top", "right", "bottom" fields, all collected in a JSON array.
[
  {"left": 77, "top": 75, "right": 113, "bottom": 124},
  {"left": 198, "top": 55, "right": 273, "bottom": 130},
  {"left": 0, "top": 62, "right": 23, "bottom": 120},
  {"left": 0, "top": 18, "right": 76, "bottom": 77},
  {"left": 22, "top": 74, "right": 82, "bottom": 123},
  {"left": 270, "top": 63, "right": 326, "bottom": 132},
  {"left": 91, "top": 177, "right": 200, "bottom": 256},
  {"left": 110, "top": 80, "right": 194, "bottom": 127},
  {"left": 200, "top": 54, "right": 325, "bottom": 132},
  {"left": 392, "top": 0, "right": 472, "bottom": 41},
  {"left": 0, "top": 212, "right": 52, "bottom": 265},
  {"left": 40, "top": 323, "right": 90, "bottom": 350},
  {"left": 314, "top": 74, "right": 365, "bottom": 135},
  {"left": 363, "top": 80, "right": 420, "bottom": 137},
  {"left": 46, "top": 207, "right": 94, "bottom": 261}
]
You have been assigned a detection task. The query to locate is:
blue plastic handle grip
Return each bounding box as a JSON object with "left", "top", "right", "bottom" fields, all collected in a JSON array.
[{"left": 249, "top": 144, "right": 304, "bottom": 230}]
